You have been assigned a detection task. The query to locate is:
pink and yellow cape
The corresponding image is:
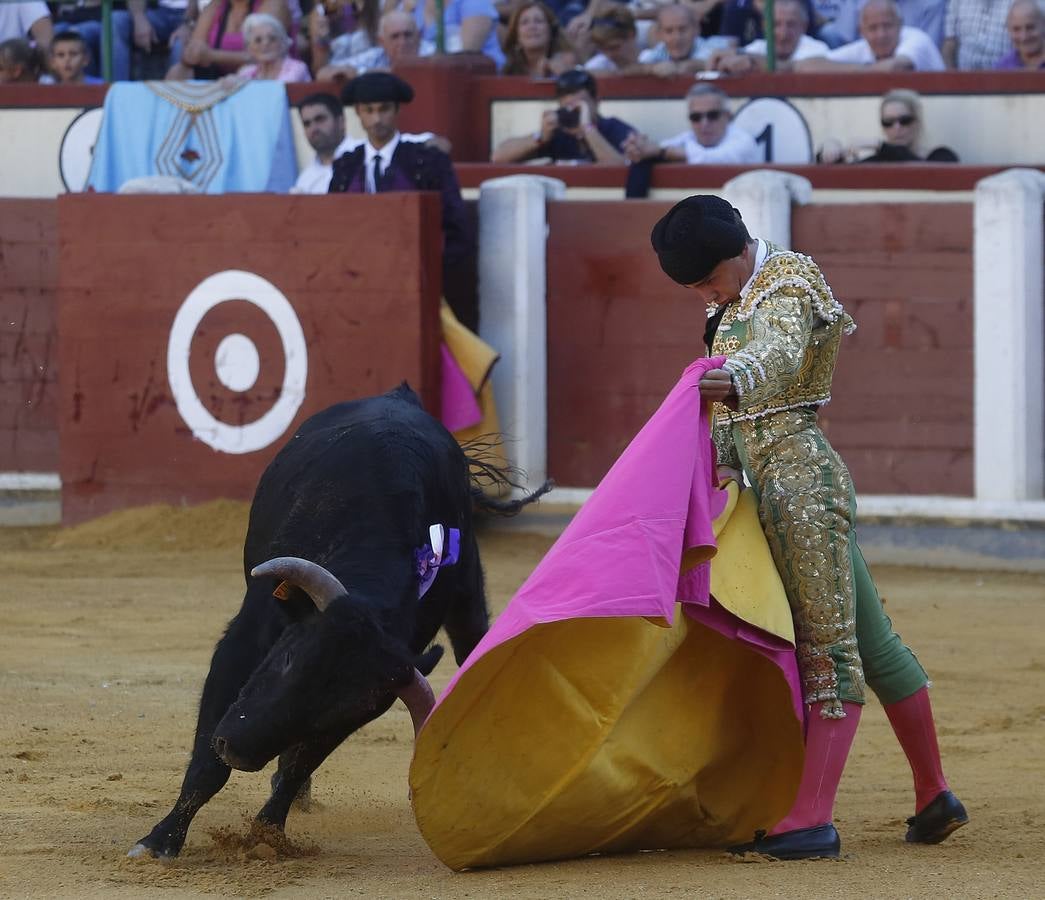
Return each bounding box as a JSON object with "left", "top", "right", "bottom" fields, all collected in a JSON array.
[{"left": 410, "top": 357, "right": 804, "bottom": 870}]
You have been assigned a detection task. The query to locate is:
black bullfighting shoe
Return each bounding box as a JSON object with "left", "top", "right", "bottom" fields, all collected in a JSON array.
[
  {"left": 905, "top": 790, "right": 969, "bottom": 844},
  {"left": 729, "top": 823, "right": 841, "bottom": 860}
]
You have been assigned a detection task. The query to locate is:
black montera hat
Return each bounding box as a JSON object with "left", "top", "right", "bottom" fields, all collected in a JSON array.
[
  {"left": 650, "top": 195, "right": 747, "bottom": 285},
  {"left": 341, "top": 71, "right": 414, "bottom": 106}
]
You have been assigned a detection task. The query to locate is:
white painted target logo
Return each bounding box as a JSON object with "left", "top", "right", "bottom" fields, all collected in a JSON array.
[{"left": 167, "top": 271, "right": 308, "bottom": 454}]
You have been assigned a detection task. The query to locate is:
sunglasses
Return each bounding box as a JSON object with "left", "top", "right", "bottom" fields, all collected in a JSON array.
[
  {"left": 689, "top": 109, "right": 724, "bottom": 123},
  {"left": 881, "top": 114, "right": 916, "bottom": 127}
]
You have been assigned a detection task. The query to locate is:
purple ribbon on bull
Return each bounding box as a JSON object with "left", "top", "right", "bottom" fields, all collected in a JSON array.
[{"left": 416, "top": 524, "right": 460, "bottom": 599}]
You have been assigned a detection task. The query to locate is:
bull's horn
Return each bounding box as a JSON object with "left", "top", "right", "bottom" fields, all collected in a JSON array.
[
  {"left": 397, "top": 668, "right": 435, "bottom": 738},
  {"left": 250, "top": 557, "right": 347, "bottom": 613}
]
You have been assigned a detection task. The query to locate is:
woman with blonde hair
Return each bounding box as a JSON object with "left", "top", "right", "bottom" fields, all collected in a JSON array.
[
  {"left": 501, "top": 0, "right": 577, "bottom": 76},
  {"left": 819, "top": 89, "right": 958, "bottom": 163}
]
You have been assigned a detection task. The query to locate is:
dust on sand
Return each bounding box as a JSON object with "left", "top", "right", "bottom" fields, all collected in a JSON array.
[{"left": 1, "top": 503, "right": 1044, "bottom": 898}]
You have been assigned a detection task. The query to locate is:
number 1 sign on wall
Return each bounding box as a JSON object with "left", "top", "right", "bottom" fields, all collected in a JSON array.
[{"left": 733, "top": 98, "right": 814, "bottom": 164}]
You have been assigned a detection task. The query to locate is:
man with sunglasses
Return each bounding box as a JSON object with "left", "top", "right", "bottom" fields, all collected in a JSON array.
[
  {"left": 622, "top": 84, "right": 760, "bottom": 165},
  {"left": 491, "top": 68, "right": 633, "bottom": 165}
]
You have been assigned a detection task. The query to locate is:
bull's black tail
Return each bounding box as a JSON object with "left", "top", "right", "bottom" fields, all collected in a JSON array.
[{"left": 462, "top": 436, "right": 554, "bottom": 517}]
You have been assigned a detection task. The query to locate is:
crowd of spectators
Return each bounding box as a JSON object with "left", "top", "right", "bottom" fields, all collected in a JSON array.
[{"left": 0, "top": 0, "right": 1040, "bottom": 85}]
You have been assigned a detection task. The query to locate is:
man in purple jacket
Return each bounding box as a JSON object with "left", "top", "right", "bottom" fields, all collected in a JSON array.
[{"left": 329, "top": 72, "right": 475, "bottom": 327}]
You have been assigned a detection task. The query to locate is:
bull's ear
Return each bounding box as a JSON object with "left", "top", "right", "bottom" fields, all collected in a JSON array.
[{"left": 251, "top": 557, "right": 347, "bottom": 613}]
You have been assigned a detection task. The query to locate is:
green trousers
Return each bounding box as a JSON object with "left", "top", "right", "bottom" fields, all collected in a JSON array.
[{"left": 734, "top": 412, "right": 927, "bottom": 709}]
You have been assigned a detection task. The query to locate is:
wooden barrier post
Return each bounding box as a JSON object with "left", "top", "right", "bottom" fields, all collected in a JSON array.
[
  {"left": 973, "top": 169, "right": 1045, "bottom": 503},
  {"left": 723, "top": 170, "right": 812, "bottom": 249},
  {"left": 477, "top": 175, "right": 565, "bottom": 492}
]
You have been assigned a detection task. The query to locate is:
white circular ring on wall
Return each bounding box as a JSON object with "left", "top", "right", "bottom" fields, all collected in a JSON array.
[
  {"left": 167, "top": 270, "right": 308, "bottom": 455},
  {"left": 59, "top": 107, "right": 104, "bottom": 193}
]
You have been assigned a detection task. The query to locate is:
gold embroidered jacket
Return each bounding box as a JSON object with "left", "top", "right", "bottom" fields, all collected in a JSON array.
[{"left": 710, "top": 248, "right": 855, "bottom": 466}]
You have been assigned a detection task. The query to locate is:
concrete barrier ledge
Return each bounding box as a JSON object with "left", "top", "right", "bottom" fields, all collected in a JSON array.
[{"left": 494, "top": 489, "right": 1045, "bottom": 573}]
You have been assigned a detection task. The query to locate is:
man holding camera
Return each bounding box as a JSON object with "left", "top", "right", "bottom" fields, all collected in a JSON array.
[{"left": 491, "top": 68, "right": 634, "bottom": 165}]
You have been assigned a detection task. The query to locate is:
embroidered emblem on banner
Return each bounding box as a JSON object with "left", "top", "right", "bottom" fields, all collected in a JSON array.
[{"left": 146, "top": 82, "right": 244, "bottom": 191}]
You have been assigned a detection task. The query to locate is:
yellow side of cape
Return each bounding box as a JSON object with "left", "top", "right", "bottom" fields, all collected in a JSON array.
[{"left": 409, "top": 483, "right": 802, "bottom": 870}]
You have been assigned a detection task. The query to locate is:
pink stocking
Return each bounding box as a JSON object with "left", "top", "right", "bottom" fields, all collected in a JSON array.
[
  {"left": 770, "top": 702, "right": 862, "bottom": 835},
  {"left": 883, "top": 686, "right": 949, "bottom": 813}
]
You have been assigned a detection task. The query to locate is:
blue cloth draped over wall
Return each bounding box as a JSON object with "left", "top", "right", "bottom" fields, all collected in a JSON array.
[{"left": 87, "top": 81, "right": 298, "bottom": 194}]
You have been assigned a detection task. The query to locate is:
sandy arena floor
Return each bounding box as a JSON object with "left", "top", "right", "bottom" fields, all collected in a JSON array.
[{"left": 1, "top": 503, "right": 1043, "bottom": 899}]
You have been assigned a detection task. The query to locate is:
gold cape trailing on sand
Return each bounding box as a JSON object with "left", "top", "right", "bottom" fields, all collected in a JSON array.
[{"left": 409, "top": 483, "right": 804, "bottom": 870}]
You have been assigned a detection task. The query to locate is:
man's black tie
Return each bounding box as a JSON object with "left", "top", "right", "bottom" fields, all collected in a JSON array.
[{"left": 372, "top": 154, "right": 382, "bottom": 193}]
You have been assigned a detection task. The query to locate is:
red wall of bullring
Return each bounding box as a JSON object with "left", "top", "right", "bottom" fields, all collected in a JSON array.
[
  {"left": 545, "top": 200, "right": 974, "bottom": 496},
  {"left": 0, "top": 194, "right": 975, "bottom": 522}
]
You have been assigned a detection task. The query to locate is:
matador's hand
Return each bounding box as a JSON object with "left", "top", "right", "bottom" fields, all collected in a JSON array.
[{"left": 699, "top": 369, "right": 737, "bottom": 408}]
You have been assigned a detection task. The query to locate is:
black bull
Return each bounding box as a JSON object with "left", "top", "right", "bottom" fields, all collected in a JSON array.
[{"left": 130, "top": 385, "right": 549, "bottom": 859}]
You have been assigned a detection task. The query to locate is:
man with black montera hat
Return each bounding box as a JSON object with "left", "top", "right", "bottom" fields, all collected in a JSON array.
[
  {"left": 651, "top": 195, "right": 967, "bottom": 860},
  {"left": 329, "top": 72, "right": 475, "bottom": 329}
]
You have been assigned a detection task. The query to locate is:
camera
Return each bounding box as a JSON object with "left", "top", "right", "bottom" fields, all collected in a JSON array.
[{"left": 556, "top": 107, "right": 581, "bottom": 129}]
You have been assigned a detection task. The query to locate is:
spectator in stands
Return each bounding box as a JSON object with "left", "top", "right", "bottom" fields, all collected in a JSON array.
[
  {"left": 172, "top": 0, "right": 291, "bottom": 79},
  {"left": 502, "top": 1, "right": 577, "bottom": 76},
  {"left": 294, "top": 92, "right": 362, "bottom": 192},
  {"left": 583, "top": 6, "right": 642, "bottom": 73},
  {"left": 392, "top": 0, "right": 504, "bottom": 69},
  {"left": 491, "top": 66, "right": 632, "bottom": 164},
  {"left": 895, "top": 0, "right": 946, "bottom": 47},
  {"left": 796, "top": 0, "right": 944, "bottom": 70},
  {"left": 995, "top": 0, "right": 1044, "bottom": 68},
  {"left": 329, "top": 72, "right": 475, "bottom": 325},
  {"left": 943, "top": 0, "right": 1011, "bottom": 68},
  {"left": 310, "top": 0, "right": 380, "bottom": 80},
  {"left": 235, "top": 12, "right": 310, "bottom": 79},
  {"left": 635, "top": 3, "right": 733, "bottom": 74},
  {"left": 712, "top": 0, "right": 828, "bottom": 72},
  {"left": 0, "top": 36, "right": 49, "bottom": 82},
  {"left": 135, "top": 0, "right": 192, "bottom": 78},
  {"left": 49, "top": 31, "right": 104, "bottom": 84},
  {"left": 622, "top": 83, "right": 760, "bottom": 164},
  {"left": 53, "top": 0, "right": 133, "bottom": 80},
  {"left": 818, "top": 88, "right": 958, "bottom": 162},
  {"left": 317, "top": 10, "right": 432, "bottom": 81},
  {"left": 0, "top": 1, "right": 52, "bottom": 50},
  {"left": 809, "top": 0, "right": 860, "bottom": 46}
]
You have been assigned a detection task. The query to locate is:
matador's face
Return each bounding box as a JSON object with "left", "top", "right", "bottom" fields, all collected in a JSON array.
[{"left": 684, "top": 242, "right": 755, "bottom": 308}]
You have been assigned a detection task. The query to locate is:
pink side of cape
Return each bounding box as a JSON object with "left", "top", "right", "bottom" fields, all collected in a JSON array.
[
  {"left": 440, "top": 342, "right": 484, "bottom": 433},
  {"left": 434, "top": 356, "right": 801, "bottom": 715}
]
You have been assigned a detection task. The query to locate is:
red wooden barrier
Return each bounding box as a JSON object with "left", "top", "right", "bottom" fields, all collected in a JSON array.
[
  {"left": 545, "top": 199, "right": 973, "bottom": 496},
  {"left": 57, "top": 193, "right": 442, "bottom": 524},
  {"left": 0, "top": 201, "right": 60, "bottom": 472}
]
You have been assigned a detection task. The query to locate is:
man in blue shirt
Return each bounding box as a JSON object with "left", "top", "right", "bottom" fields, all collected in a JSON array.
[
  {"left": 491, "top": 67, "right": 633, "bottom": 165},
  {"left": 399, "top": 0, "right": 504, "bottom": 69}
]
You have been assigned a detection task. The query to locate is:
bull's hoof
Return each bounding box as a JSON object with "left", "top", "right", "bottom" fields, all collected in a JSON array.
[{"left": 127, "top": 842, "right": 175, "bottom": 862}]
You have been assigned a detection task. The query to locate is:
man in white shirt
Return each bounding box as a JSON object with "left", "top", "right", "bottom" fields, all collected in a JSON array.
[
  {"left": 797, "top": 0, "right": 945, "bottom": 70},
  {"left": 623, "top": 84, "right": 761, "bottom": 166},
  {"left": 316, "top": 10, "right": 434, "bottom": 83},
  {"left": 635, "top": 4, "right": 734, "bottom": 76},
  {"left": 712, "top": 0, "right": 830, "bottom": 72}
]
